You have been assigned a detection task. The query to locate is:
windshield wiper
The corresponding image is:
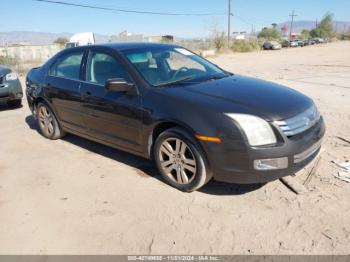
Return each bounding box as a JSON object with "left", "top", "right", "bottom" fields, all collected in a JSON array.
[
  {"left": 154, "top": 75, "right": 195, "bottom": 87},
  {"left": 204, "top": 73, "right": 230, "bottom": 82}
]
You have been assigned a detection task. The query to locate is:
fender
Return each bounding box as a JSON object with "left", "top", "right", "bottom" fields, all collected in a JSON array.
[{"left": 146, "top": 119, "right": 210, "bottom": 163}]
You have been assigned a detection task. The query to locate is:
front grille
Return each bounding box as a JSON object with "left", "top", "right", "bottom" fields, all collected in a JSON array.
[
  {"left": 294, "top": 140, "right": 322, "bottom": 163},
  {"left": 0, "top": 76, "right": 3, "bottom": 85},
  {"left": 274, "top": 105, "right": 320, "bottom": 137}
]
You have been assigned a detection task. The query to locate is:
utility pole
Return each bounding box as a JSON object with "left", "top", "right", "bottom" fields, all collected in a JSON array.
[
  {"left": 251, "top": 24, "right": 255, "bottom": 35},
  {"left": 289, "top": 10, "right": 297, "bottom": 39},
  {"left": 227, "top": 0, "right": 231, "bottom": 47}
]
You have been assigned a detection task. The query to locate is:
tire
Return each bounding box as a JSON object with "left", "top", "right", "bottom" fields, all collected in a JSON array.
[
  {"left": 7, "top": 99, "right": 22, "bottom": 108},
  {"left": 154, "top": 127, "right": 212, "bottom": 192},
  {"left": 36, "top": 102, "right": 66, "bottom": 140}
]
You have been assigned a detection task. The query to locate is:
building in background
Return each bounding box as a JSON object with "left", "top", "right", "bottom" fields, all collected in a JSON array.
[
  {"left": 110, "top": 31, "right": 145, "bottom": 42},
  {"left": 110, "top": 31, "right": 174, "bottom": 43},
  {"left": 232, "top": 32, "right": 246, "bottom": 40},
  {"left": 146, "top": 35, "right": 174, "bottom": 43},
  {"left": 65, "top": 32, "right": 95, "bottom": 48}
]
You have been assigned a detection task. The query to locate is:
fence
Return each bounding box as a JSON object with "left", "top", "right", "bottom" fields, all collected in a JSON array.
[{"left": 0, "top": 44, "right": 62, "bottom": 74}]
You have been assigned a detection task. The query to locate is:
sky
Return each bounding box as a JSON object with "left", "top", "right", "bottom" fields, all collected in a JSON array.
[{"left": 1, "top": 0, "right": 350, "bottom": 37}]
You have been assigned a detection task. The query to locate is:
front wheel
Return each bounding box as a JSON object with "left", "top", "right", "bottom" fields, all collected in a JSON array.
[
  {"left": 36, "top": 102, "right": 66, "bottom": 140},
  {"left": 154, "top": 128, "right": 212, "bottom": 192}
]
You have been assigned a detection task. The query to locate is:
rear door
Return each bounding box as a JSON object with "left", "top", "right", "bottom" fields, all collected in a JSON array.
[
  {"left": 46, "top": 49, "right": 86, "bottom": 134},
  {"left": 80, "top": 48, "right": 144, "bottom": 153}
]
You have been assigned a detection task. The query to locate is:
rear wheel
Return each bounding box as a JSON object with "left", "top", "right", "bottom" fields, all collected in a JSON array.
[
  {"left": 154, "top": 128, "right": 212, "bottom": 192},
  {"left": 36, "top": 102, "right": 66, "bottom": 140}
]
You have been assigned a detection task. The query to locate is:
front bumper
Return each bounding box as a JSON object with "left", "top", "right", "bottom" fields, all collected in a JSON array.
[
  {"left": 0, "top": 78, "right": 23, "bottom": 102},
  {"left": 203, "top": 117, "right": 325, "bottom": 184}
]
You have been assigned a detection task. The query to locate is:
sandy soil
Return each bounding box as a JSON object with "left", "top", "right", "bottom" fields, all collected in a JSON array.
[{"left": 0, "top": 41, "right": 349, "bottom": 255}]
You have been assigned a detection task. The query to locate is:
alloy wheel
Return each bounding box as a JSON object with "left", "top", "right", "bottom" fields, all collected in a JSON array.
[
  {"left": 38, "top": 105, "right": 54, "bottom": 136},
  {"left": 158, "top": 138, "right": 197, "bottom": 185}
]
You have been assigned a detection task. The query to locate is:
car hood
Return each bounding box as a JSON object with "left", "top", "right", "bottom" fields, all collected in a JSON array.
[
  {"left": 0, "top": 65, "right": 11, "bottom": 77},
  {"left": 181, "top": 75, "right": 313, "bottom": 121}
]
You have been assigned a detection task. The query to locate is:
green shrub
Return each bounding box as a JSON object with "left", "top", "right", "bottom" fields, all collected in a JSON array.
[
  {"left": 258, "top": 27, "right": 281, "bottom": 41},
  {"left": 213, "top": 32, "right": 226, "bottom": 51},
  {"left": 310, "top": 13, "right": 335, "bottom": 38},
  {"left": 230, "top": 39, "right": 261, "bottom": 53},
  {"left": 340, "top": 31, "right": 350, "bottom": 40}
]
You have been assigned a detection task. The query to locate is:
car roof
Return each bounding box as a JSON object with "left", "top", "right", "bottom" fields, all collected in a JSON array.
[
  {"left": 87, "top": 42, "right": 180, "bottom": 51},
  {"left": 46, "top": 42, "right": 183, "bottom": 67}
]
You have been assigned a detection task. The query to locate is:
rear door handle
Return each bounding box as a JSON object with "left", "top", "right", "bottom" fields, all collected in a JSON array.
[{"left": 85, "top": 91, "right": 91, "bottom": 96}]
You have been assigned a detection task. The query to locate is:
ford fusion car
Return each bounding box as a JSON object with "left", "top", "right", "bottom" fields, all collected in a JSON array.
[
  {"left": 26, "top": 43, "right": 325, "bottom": 192},
  {"left": 0, "top": 65, "right": 23, "bottom": 107}
]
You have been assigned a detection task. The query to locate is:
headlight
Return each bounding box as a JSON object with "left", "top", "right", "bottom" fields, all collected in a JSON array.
[
  {"left": 5, "top": 72, "right": 18, "bottom": 81},
  {"left": 225, "top": 113, "right": 277, "bottom": 146}
]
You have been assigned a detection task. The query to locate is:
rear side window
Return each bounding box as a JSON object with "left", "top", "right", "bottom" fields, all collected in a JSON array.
[
  {"left": 49, "top": 51, "right": 84, "bottom": 80},
  {"left": 86, "top": 51, "right": 130, "bottom": 85}
]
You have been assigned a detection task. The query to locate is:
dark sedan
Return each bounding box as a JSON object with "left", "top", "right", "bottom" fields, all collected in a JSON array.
[
  {"left": 26, "top": 43, "right": 325, "bottom": 192},
  {"left": 0, "top": 65, "right": 23, "bottom": 107}
]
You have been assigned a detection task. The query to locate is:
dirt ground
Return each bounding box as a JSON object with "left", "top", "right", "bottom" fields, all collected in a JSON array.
[{"left": 0, "top": 41, "right": 349, "bottom": 255}]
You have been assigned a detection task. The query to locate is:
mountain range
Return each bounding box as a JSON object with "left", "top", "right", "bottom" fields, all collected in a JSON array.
[
  {"left": 0, "top": 31, "right": 110, "bottom": 45},
  {"left": 1, "top": 20, "right": 350, "bottom": 45},
  {"left": 278, "top": 20, "right": 350, "bottom": 33}
]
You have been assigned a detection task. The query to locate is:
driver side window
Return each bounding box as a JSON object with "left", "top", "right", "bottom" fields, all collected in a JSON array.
[{"left": 86, "top": 51, "right": 130, "bottom": 85}]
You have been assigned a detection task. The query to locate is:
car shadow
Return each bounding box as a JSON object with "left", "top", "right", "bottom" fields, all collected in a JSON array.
[
  {"left": 0, "top": 103, "right": 23, "bottom": 112},
  {"left": 25, "top": 115, "right": 163, "bottom": 181},
  {"left": 25, "top": 114, "right": 263, "bottom": 196},
  {"left": 25, "top": 114, "right": 38, "bottom": 130},
  {"left": 199, "top": 181, "right": 264, "bottom": 195}
]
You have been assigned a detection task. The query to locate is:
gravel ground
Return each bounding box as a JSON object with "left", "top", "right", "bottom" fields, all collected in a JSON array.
[{"left": 0, "top": 41, "right": 349, "bottom": 254}]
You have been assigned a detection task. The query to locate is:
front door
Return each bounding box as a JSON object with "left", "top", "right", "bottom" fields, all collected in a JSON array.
[{"left": 80, "top": 49, "right": 143, "bottom": 153}]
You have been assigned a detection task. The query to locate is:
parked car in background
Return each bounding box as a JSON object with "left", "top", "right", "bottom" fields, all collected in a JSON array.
[
  {"left": 263, "top": 41, "right": 282, "bottom": 50},
  {"left": 289, "top": 41, "right": 299, "bottom": 47},
  {"left": 281, "top": 40, "right": 290, "bottom": 48},
  {"left": 302, "top": 39, "right": 310, "bottom": 46},
  {"left": 295, "top": 39, "right": 305, "bottom": 47},
  {"left": 308, "top": 39, "right": 316, "bottom": 45},
  {"left": 0, "top": 65, "right": 23, "bottom": 107},
  {"left": 313, "top": 38, "right": 325, "bottom": 44},
  {"left": 26, "top": 43, "right": 325, "bottom": 192}
]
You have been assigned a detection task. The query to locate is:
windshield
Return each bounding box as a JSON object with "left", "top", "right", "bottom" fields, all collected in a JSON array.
[{"left": 121, "top": 46, "right": 227, "bottom": 87}]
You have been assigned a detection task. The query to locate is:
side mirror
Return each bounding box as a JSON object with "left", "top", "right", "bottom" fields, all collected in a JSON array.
[{"left": 105, "top": 78, "right": 133, "bottom": 92}]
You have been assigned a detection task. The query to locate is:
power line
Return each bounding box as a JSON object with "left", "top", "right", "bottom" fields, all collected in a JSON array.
[
  {"left": 233, "top": 14, "right": 251, "bottom": 26},
  {"left": 34, "top": 0, "right": 226, "bottom": 16},
  {"left": 232, "top": 13, "right": 271, "bottom": 31}
]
